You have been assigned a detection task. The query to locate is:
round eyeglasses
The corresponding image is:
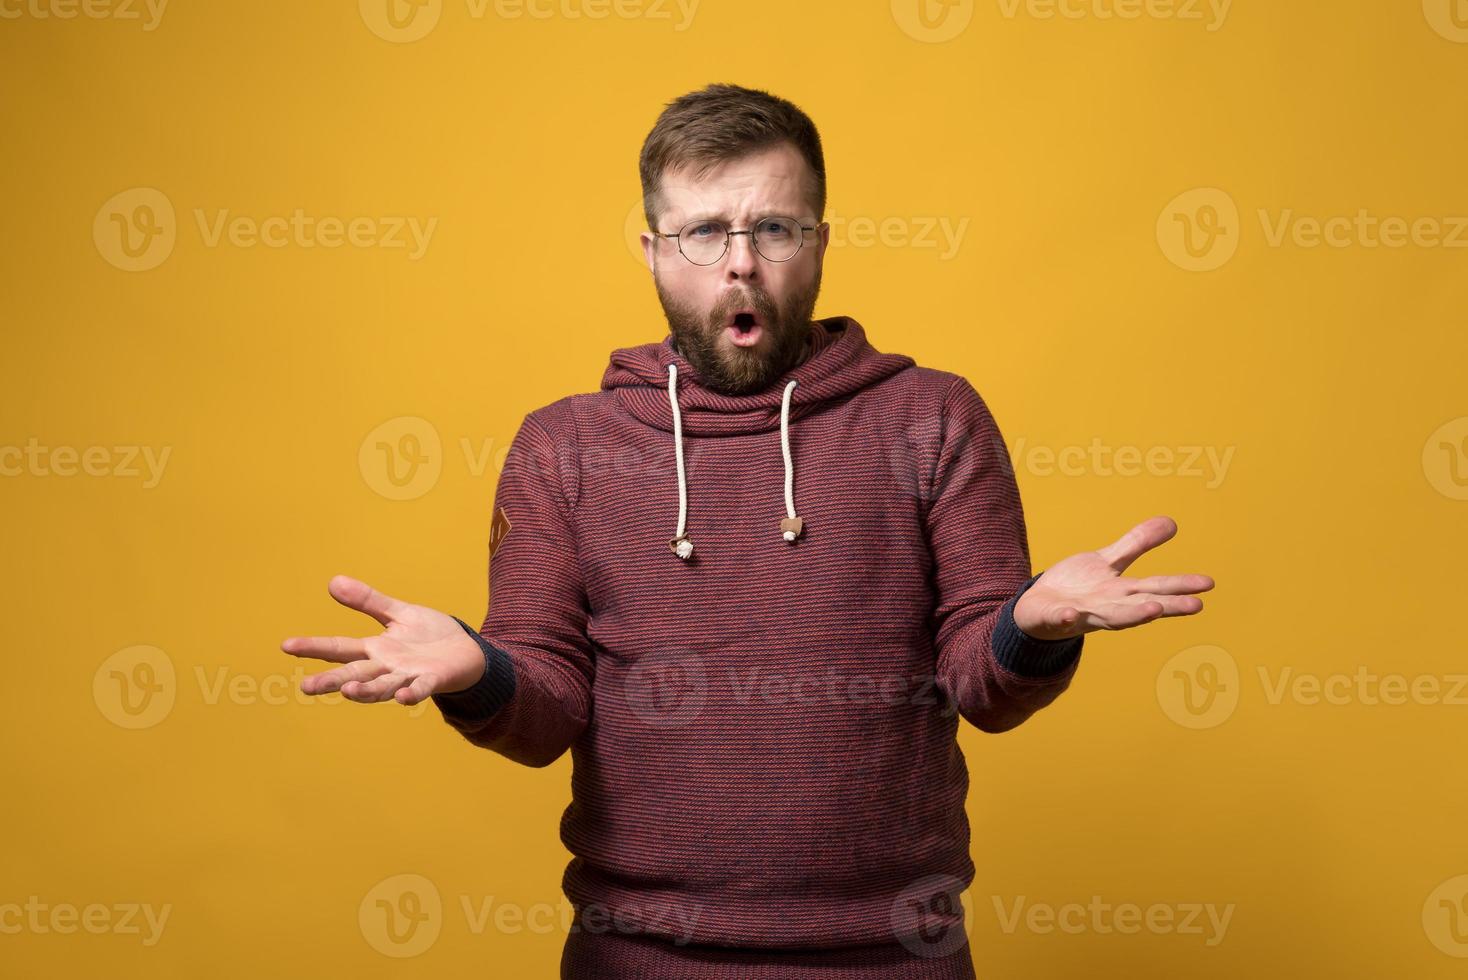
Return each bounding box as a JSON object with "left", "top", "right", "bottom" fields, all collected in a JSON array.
[{"left": 654, "top": 215, "right": 818, "bottom": 266}]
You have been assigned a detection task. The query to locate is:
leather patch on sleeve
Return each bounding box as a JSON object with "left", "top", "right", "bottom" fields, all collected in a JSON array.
[{"left": 489, "top": 505, "right": 512, "bottom": 561}]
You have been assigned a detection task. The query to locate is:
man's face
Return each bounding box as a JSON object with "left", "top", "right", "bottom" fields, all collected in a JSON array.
[{"left": 641, "top": 142, "right": 831, "bottom": 397}]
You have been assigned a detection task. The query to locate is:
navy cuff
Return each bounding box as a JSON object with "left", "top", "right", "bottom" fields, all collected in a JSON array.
[
  {"left": 430, "top": 617, "right": 517, "bottom": 722},
  {"left": 992, "top": 572, "right": 1084, "bottom": 678}
]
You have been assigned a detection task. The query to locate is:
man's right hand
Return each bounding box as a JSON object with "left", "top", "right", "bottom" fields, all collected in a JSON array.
[{"left": 281, "top": 575, "right": 486, "bottom": 706}]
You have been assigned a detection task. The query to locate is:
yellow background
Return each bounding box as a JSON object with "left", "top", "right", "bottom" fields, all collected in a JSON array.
[{"left": 4, "top": 0, "right": 1467, "bottom": 975}]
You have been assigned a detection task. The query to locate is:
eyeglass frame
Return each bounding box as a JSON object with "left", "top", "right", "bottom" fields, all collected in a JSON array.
[{"left": 652, "top": 215, "right": 821, "bottom": 266}]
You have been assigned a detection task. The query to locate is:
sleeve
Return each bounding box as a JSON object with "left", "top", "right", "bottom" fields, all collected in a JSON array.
[
  {"left": 431, "top": 412, "right": 594, "bottom": 767},
  {"left": 925, "top": 376, "right": 1084, "bottom": 733}
]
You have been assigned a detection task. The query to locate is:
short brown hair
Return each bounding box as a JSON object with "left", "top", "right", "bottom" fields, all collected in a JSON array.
[{"left": 639, "top": 83, "right": 827, "bottom": 231}]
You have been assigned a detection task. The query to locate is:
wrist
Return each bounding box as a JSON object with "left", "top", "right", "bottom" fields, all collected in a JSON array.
[
  {"left": 993, "top": 573, "right": 1084, "bottom": 678},
  {"left": 431, "top": 618, "right": 517, "bottom": 721},
  {"left": 440, "top": 620, "right": 489, "bottom": 694}
]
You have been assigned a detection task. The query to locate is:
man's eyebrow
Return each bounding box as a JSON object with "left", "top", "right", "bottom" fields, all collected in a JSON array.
[{"left": 686, "top": 208, "right": 793, "bottom": 222}]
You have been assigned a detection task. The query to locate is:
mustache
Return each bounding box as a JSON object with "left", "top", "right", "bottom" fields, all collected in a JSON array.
[{"left": 710, "top": 290, "right": 779, "bottom": 324}]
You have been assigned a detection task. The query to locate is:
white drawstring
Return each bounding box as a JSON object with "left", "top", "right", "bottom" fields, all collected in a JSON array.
[
  {"left": 667, "top": 363, "right": 694, "bottom": 559},
  {"left": 666, "top": 365, "right": 802, "bottom": 560},
  {"left": 779, "top": 379, "right": 801, "bottom": 540}
]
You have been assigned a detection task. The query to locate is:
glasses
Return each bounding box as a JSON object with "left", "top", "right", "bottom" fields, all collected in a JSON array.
[{"left": 654, "top": 215, "right": 817, "bottom": 266}]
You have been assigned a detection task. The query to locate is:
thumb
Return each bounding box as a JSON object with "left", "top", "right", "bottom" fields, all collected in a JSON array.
[
  {"left": 397, "top": 674, "right": 439, "bottom": 706},
  {"left": 328, "top": 574, "right": 404, "bottom": 628}
]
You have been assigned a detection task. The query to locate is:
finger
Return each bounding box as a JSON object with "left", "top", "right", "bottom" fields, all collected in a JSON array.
[
  {"left": 1094, "top": 594, "right": 1203, "bottom": 629},
  {"left": 1096, "top": 515, "right": 1179, "bottom": 574},
  {"left": 396, "top": 675, "right": 440, "bottom": 707},
  {"left": 344, "top": 672, "right": 411, "bottom": 704},
  {"left": 1123, "top": 573, "right": 1214, "bottom": 596},
  {"left": 327, "top": 574, "right": 407, "bottom": 628},
  {"left": 280, "top": 634, "right": 370, "bottom": 663},
  {"left": 302, "top": 659, "right": 388, "bottom": 696}
]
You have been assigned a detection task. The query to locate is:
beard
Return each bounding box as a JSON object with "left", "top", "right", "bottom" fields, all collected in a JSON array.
[{"left": 654, "top": 265, "right": 823, "bottom": 397}]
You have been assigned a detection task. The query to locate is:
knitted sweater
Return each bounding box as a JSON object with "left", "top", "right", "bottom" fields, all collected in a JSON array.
[{"left": 432, "top": 315, "right": 1084, "bottom": 951}]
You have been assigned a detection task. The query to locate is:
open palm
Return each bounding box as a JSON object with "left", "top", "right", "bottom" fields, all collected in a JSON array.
[
  {"left": 281, "top": 575, "right": 484, "bottom": 706},
  {"left": 1012, "top": 516, "right": 1215, "bottom": 641}
]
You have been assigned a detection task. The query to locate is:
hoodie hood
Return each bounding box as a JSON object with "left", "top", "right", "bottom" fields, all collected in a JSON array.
[{"left": 600, "top": 315, "right": 915, "bottom": 559}]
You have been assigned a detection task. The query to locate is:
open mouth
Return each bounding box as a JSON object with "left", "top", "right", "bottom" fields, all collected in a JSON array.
[
  {"left": 729, "top": 310, "right": 761, "bottom": 332},
  {"left": 724, "top": 308, "right": 764, "bottom": 348}
]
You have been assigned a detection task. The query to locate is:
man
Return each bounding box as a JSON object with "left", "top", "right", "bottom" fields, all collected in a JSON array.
[{"left": 282, "top": 83, "right": 1214, "bottom": 978}]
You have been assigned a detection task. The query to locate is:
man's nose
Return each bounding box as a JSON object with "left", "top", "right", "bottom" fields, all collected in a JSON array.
[{"left": 723, "top": 232, "right": 760, "bottom": 282}]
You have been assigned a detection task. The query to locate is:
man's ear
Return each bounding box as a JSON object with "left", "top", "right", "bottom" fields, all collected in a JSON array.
[
  {"left": 816, "top": 221, "right": 831, "bottom": 260},
  {"left": 640, "top": 231, "right": 658, "bottom": 274}
]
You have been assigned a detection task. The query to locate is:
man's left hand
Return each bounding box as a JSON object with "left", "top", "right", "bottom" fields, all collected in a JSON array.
[{"left": 1012, "top": 515, "right": 1214, "bottom": 642}]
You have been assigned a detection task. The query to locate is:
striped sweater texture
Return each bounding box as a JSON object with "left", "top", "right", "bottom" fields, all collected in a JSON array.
[{"left": 432, "top": 315, "right": 1085, "bottom": 957}]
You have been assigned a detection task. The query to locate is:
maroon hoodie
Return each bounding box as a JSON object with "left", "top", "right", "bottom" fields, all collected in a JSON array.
[{"left": 432, "top": 315, "right": 1084, "bottom": 960}]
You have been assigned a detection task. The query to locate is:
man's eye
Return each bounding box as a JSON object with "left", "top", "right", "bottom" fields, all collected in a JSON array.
[
  {"left": 759, "top": 219, "right": 794, "bottom": 238},
  {"left": 689, "top": 223, "right": 719, "bottom": 238}
]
